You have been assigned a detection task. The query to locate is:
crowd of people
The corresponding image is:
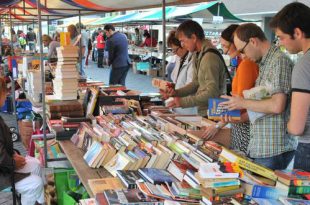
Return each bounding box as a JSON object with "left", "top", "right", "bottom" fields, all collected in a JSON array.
[
  {"left": 0, "top": 2, "right": 310, "bottom": 205},
  {"left": 160, "top": 2, "right": 310, "bottom": 173}
]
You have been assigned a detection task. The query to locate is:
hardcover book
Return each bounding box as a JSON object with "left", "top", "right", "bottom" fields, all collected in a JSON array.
[
  {"left": 138, "top": 168, "right": 177, "bottom": 185},
  {"left": 116, "top": 170, "right": 144, "bottom": 189},
  {"left": 207, "top": 98, "right": 241, "bottom": 121}
]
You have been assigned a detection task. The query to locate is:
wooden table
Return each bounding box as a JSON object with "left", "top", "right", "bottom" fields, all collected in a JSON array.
[{"left": 59, "top": 140, "right": 112, "bottom": 197}]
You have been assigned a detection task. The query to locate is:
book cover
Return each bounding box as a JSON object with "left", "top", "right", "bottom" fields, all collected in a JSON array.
[
  {"left": 207, "top": 98, "right": 241, "bottom": 121},
  {"left": 198, "top": 162, "right": 239, "bottom": 179},
  {"left": 104, "top": 153, "right": 132, "bottom": 177},
  {"left": 83, "top": 141, "right": 103, "bottom": 167},
  {"left": 116, "top": 170, "right": 144, "bottom": 189},
  {"left": 245, "top": 184, "right": 287, "bottom": 200},
  {"left": 88, "top": 177, "right": 124, "bottom": 195},
  {"left": 138, "top": 168, "right": 177, "bottom": 185},
  {"left": 219, "top": 147, "right": 277, "bottom": 181},
  {"left": 103, "top": 189, "right": 158, "bottom": 205},
  {"left": 152, "top": 78, "right": 174, "bottom": 91}
]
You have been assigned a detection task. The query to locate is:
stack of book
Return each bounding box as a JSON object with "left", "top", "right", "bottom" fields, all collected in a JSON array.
[
  {"left": 197, "top": 162, "right": 243, "bottom": 203},
  {"left": 275, "top": 169, "right": 310, "bottom": 198},
  {"left": 47, "top": 100, "right": 84, "bottom": 120},
  {"left": 27, "top": 70, "right": 42, "bottom": 102},
  {"left": 53, "top": 46, "right": 79, "bottom": 100}
]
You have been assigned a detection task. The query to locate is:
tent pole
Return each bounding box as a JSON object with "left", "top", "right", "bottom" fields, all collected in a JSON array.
[
  {"left": 78, "top": 10, "right": 82, "bottom": 75},
  {"left": 37, "top": 0, "right": 48, "bottom": 168},
  {"left": 9, "top": 7, "right": 17, "bottom": 118},
  {"left": 162, "top": 0, "right": 166, "bottom": 80},
  {"left": 47, "top": 16, "right": 49, "bottom": 35}
]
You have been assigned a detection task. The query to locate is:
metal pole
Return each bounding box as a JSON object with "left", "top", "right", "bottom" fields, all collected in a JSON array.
[
  {"left": 0, "top": 17, "right": 2, "bottom": 56},
  {"left": 78, "top": 10, "right": 82, "bottom": 75},
  {"left": 37, "top": 0, "right": 48, "bottom": 168},
  {"left": 162, "top": 0, "right": 166, "bottom": 80},
  {"left": 47, "top": 16, "right": 50, "bottom": 36},
  {"left": 9, "top": 8, "right": 17, "bottom": 118}
]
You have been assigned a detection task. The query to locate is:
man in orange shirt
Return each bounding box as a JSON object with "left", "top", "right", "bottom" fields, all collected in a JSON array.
[{"left": 203, "top": 24, "right": 259, "bottom": 154}]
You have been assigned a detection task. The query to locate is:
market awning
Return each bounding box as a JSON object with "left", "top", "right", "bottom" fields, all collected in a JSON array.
[
  {"left": 0, "top": 0, "right": 218, "bottom": 22},
  {"left": 87, "top": 1, "right": 251, "bottom": 26}
]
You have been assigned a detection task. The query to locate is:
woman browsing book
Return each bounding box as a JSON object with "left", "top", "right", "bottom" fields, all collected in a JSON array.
[
  {"left": 203, "top": 25, "right": 259, "bottom": 154},
  {"left": 160, "top": 30, "right": 197, "bottom": 115}
]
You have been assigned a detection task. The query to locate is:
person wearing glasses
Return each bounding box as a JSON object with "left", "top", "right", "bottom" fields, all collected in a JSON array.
[
  {"left": 0, "top": 78, "right": 44, "bottom": 205},
  {"left": 220, "top": 23, "right": 297, "bottom": 170},
  {"left": 203, "top": 25, "right": 258, "bottom": 154},
  {"left": 165, "top": 20, "right": 226, "bottom": 117},
  {"left": 270, "top": 2, "right": 310, "bottom": 171},
  {"left": 161, "top": 30, "right": 197, "bottom": 115}
]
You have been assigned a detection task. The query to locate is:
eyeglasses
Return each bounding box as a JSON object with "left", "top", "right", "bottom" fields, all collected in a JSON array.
[
  {"left": 172, "top": 47, "right": 180, "bottom": 54},
  {"left": 238, "top": 41, "right": 249, "bottom": 54}
]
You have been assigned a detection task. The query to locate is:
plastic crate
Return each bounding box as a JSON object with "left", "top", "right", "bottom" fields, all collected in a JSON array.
[{"left": 136, "top": 62, "right": 151, "bottom": 71}]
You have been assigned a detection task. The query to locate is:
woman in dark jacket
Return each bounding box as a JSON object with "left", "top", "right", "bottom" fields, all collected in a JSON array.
[{"left": 0, "top": 77, "right": 44, "bottom": 205}]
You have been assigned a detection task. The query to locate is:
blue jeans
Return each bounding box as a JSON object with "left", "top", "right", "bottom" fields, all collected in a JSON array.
[
  {"left": 294, "top": 143, "right": 310, "bottom": 171},
  {"left": 253, "top": 150, "right": 295, "bottom": 170},
  {"left": 109, "top": 65, "right": 130, "bottom": 86}
]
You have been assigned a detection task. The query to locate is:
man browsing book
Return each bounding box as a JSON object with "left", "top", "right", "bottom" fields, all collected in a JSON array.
[
  {"left": 270, "top": 2, "right": 310, "bottom": 171},
  {"left": 164, "top": 20, "right": 226, "bottom": 117},
  {"left": 220, "top": 23, "right": 297, "bottom": 170}
]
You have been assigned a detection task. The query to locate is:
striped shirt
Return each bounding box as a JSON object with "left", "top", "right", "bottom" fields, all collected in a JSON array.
[{"left": 248, "top": 45, "right": 297, "bottom": 158}]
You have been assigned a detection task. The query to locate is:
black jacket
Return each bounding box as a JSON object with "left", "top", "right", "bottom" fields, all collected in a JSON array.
[{"left": 0, "top": 116, "right": 28, "bottom": 190}]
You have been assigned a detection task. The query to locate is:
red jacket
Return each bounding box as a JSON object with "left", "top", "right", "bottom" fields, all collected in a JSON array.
[{"left": 141, "top": 37, "right": 157, "bottom": 47}]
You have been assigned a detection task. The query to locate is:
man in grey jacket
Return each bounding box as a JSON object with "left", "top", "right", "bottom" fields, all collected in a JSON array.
[{"left": 104, "top": 24, "right": 130, "bottom": 86}]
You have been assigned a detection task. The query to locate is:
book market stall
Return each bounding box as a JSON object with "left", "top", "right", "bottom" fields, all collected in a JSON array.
[{"left": 1, "top": 1, "right": 310, "bottom": 205}]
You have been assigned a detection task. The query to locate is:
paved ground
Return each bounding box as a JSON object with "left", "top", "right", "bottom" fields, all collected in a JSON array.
[{"left": 85, "top": 60, "right": 158, "bottom": 93}]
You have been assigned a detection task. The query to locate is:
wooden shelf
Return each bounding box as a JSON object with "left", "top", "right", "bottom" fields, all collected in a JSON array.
[{"left": 58, "top": 140, "right": 112, "bottom": 197}]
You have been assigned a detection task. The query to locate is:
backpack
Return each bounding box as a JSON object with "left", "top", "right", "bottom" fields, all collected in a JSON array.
[{"left": 201, "top": 48, "right": 232, "bottom": 95}]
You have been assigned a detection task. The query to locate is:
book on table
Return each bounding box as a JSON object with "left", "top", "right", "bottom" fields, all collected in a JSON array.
[
  {"left": 275, "top": 169, "right": 310, "bottom": 186},
  {"left": 88, "top": 177, "right": 124, "bottom": 195},
  {"left": 138, "top": 168, "right": 177, "bottom": 185}
]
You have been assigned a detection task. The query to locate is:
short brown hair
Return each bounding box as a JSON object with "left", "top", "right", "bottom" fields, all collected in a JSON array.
[
  {"left": 0, "top": 77, "right": 6, "bottom": 94},
  {"left": 167, "top": 30, "right": 181, "bottom": 48},
  {"left": 176, "top": 20, "right": 205, "bottom": 41},
  {"left": 235, "top": 23, "right": 267, "bottom": 42},
  {"left": 42, "top": 34, "right": 52, "bottom": 43}
]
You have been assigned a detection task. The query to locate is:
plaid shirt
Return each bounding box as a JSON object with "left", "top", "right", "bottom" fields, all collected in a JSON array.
[{"left": 248, "top": 45, "right": 297, "bottom": 158}]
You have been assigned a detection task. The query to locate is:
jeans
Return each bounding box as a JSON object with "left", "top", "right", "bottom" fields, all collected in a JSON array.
[
  {"left": 97, "top": 48, "right": 104, "bottom": 67},
  {"left": 294, "top": 143, "right": 310, "bottom": 171},
  {"left": 253, "top": 150, "right": 295, "bottom": 170},
  {"left": 78, "top": 58, "right": 86, "bottom": 77},
  {"left": 109, "top": 65, "right": 130, "bottom": 86},
  {"left": 28, "top": 42, "right": 35, "bottom": 51}
]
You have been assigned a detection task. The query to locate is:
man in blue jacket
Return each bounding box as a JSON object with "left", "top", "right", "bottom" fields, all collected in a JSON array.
[{"left": 104, "top": 24, "right": 130, "bottom": 86}]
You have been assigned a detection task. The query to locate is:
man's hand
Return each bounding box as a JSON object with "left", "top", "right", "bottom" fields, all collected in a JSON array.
[
  {"left": 202, "top": 125, "right": 219, "bottom": 140},
  {"left": 159, "top": 89, "right": 170, "bottom": 100},
  {"left": 166, "top": 97, "right": 181, "bottom": 108},
  {"left": 13, "top": 153, "right": 26, "bottom": 170},
  {"left": 220, "top": 95, "right": 246, "bottom": 110}
]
